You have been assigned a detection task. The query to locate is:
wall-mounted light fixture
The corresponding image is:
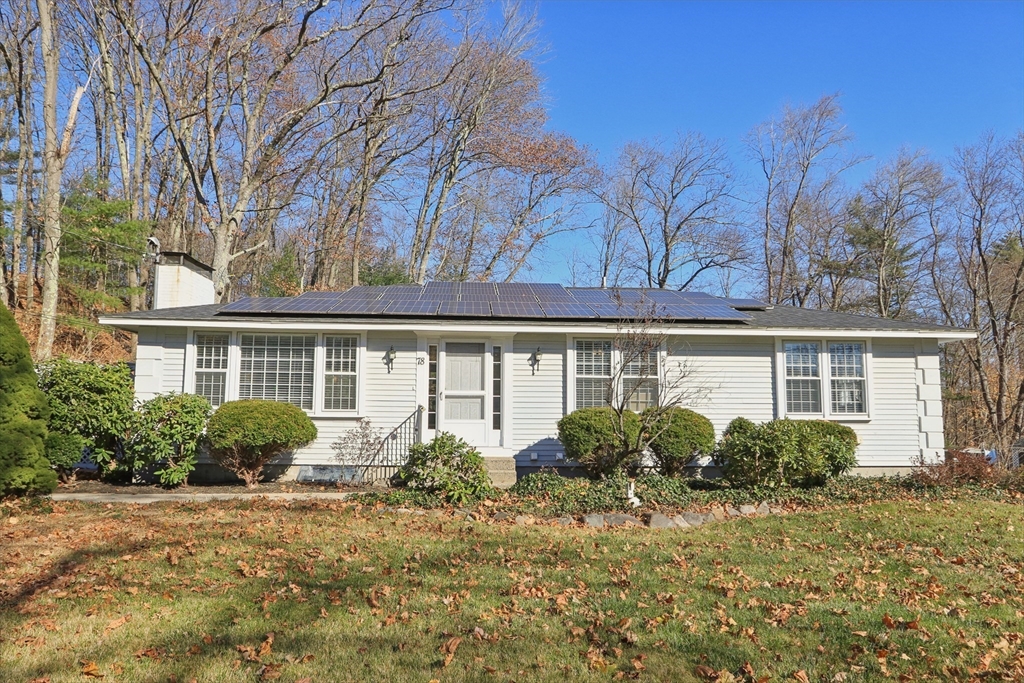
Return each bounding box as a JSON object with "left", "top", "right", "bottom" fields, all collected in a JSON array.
[
  {"left": 386, "top": 345, "right": 397, "bottom": 373},
  {"left": 530, "top": 347, "right": 544, "bottom": 375}
]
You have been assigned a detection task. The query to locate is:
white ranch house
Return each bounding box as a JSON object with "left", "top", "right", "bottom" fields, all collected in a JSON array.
[{"left": 100, "top": 254, "right": 975, "bottom": 487}]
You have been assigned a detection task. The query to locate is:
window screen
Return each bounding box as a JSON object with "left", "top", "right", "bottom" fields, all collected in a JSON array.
[
  {"left": 622, "top": 348, "right": 659, "bottom": 411},
  {"left": 194, "top": 333, "right": 229, "bottom": 407},
  {"left": 239, "top": 334, "right": 315, "bottom": 409},
  {"left": 784, "top": 341, "right": 821, "bottom": 413},
  {"left": 829, "top": 342, "right": 866, "bottom": 414},
  {"left": 576, "top": 340, "right": 612, "bottom": 409},
  {"left": 324, "top": 336, "right": 358, "bottom": 410}
]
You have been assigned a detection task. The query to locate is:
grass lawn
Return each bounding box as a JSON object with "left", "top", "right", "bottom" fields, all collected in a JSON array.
[{"left": 1, "top": 499, "right": 1022, "bottom": 682}]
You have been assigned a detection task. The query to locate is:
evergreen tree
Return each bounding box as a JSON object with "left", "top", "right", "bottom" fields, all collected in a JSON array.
[{"left": 0, "top": 304, "right": 56, "bottom": 495}]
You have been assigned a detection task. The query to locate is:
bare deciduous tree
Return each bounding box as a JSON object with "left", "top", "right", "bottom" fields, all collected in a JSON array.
[{"left": 601, "top": 133, "right": 743, "bottom": 290}]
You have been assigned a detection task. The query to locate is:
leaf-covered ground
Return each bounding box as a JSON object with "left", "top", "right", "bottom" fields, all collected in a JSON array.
[{"left": 1, "top": 499, "right": 1022, "bottom": 682}]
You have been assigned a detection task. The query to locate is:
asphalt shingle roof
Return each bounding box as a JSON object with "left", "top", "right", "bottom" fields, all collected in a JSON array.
[{"left": 104, "top": 298, "right": 965, "bottom": 334}]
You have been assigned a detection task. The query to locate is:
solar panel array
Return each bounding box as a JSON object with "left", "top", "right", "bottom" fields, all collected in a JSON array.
[{"left": 219, "top": 284, "right": 757, "bottom": 322}]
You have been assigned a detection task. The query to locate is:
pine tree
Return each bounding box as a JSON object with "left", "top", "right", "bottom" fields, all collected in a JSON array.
[{"left": 0, "top": 304, "right": 56, "bottom": 495}]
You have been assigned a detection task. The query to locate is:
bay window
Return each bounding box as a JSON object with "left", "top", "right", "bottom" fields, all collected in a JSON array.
[{"left": 239, "top": 334, "right": 316, "bottom": 409}]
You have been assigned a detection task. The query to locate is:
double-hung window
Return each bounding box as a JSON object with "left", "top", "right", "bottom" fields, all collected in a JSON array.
[
  {"left": 829, "top": 342, "right": 866, "bottom": 414},
  {"left": 574, "top": 339, "right": 660, "bottom": 411},
  {"left": 575, "top": 340, "right": 612, "bottom": 409},
  {"left": 622, "top": 348, "right": 659, "bottom": 412},
  {"left": 324, "top": 336, "right": 358, "bottom": 411},
  {"left": 783, "top": 340, "right": 868, "bottom": 416},
  {"left": 239, "top": 334, "right": 316, "bottom": 409},
  {"left": 194, "top": 333, "right": 229, "bottom": 407},
  {"left": 784, "top": 342, "right": 822, "bottom": 413}
]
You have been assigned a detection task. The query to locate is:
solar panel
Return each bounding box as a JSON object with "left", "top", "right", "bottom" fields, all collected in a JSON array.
[
  {"left": 540, "top": 302, "right": 597, "bottom": 318},
  {"left": 495, "top": 283, "right": 534, "bottom": 297},
  {"left": 495, "top": 293, "right": 541, "bottom": 302},
  {"left": 437, "top": 301, "right": 491, "bottom": 316},
  {"left": 275, "top": 296, "right": 343, "bottom": 313},
  {"left": 586, "top": 302, "right": 641, "bottom": 318},
  {"left": 660, "top": 303, "right": 750, "bottom": 321},
  {"left": 460, "top": 282, "right": 497, "bottom": 296},
  {"left": 292, "top": 291, "right": 342, "bottom": 299},
  {"left": 490, "top": 300, "right": 545, "bottom": 318},
  {"left": 528, "top": 283, "right": 574, "bottom": 301},
  {"left": 383, "top": 299, "right": 440, "bottom": 315},
  {"left": 327, "top": 298, "right": 389, "bottom": 314}
]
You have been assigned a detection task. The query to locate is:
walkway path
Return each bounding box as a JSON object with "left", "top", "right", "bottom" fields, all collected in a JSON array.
[{"left": 50, "top": 492, "right": 356, "bottom": 505}]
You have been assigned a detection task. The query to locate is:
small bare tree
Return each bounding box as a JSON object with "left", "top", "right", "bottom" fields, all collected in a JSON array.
[
  {"left": 602, "top": 297, "right": 712, "bottom": 471},
  {"left": 332, "top": 418, "right": 384, "bottom": 482}
]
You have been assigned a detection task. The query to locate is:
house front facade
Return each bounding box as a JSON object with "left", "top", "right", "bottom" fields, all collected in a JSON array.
[{"left": 100, "top": 256, "right": 974, "bottom": 486}]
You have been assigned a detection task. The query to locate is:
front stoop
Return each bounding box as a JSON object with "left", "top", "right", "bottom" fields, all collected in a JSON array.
[{"left": 483, "top": 457, "right": 517, "bottom": 489}]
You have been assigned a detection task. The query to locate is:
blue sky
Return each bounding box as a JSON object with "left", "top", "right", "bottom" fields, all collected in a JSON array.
[{"left": 525, "top": 1, "right": 1024, "bottom": 283}]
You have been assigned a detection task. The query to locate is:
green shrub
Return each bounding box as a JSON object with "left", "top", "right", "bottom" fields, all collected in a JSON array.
[
  {"left": 132, "top": 393, "right": 210, "bottom": 486},
  {"left": 399, "top": 432, "right": 493, "bottom": 505},
  {"left": 644, "top": 407, "right": 716, "bottom": 476},
  {"left": 36, "top": 358, "right": 135, "bottom": 476},
  {"left": 206, "top": 400, "right": 317, "bottom": 488},
  {"left": 44, "top": 432, "right": 86, "bottom": 479},
  {"left": 557, "top": 408, "right": 641, "bottom": 477},
  {"left": 724, "top": 416, "right": 756, "bottom": 440},
  {"left": 799, "top": 420, "right": 859, "bottom": 481},
  {"left": 715, "top": 418, "right": 859, "bottom": 489},
  {"left": 0, "top": 304, "right": 56, "bottom": 496}
]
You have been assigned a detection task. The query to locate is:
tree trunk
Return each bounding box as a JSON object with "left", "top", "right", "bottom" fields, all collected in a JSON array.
[{"left": 35, "top": 0, "right": 61, "bottom": 360}]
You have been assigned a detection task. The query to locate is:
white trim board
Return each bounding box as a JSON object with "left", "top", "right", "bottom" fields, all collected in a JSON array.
[{"left": 101, "top": 315, "right": 975, "bottom": 343}]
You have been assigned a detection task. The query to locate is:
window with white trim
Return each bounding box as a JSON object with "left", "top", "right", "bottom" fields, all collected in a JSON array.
[
  {"left": 323, "top": 336, "right": 358, "bottom": 411},
  {"left": 239, "top": 334, "right": 315, "bottom": 409},
  {"left": 575, "top": 340, "right": 612, "bottom": 409},
  {"left": 829, "top": 342, "right": 866, "bottom": 414},
  {"left": 784, "top": 341, "right": 821, "bottom": 413},
  {"left": 622, "top": 348, "right": 659, "bottom": 412},
  {"left": 194, "top": 333, "right": 229, "bottom": 407}
]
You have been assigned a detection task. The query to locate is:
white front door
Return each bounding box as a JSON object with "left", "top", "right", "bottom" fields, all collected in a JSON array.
[{"left": 440, "top": 342, "right": 488, "bottom": 445}]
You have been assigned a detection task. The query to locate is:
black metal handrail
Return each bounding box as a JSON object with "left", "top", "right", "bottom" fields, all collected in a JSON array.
[{"left": 362, "top": 405, "right": 423, "bottom": 483}]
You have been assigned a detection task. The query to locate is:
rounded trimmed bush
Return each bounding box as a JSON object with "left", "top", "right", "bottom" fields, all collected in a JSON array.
[
  {"left": 557, "top": 407, "right": 641, "bottom": 477},
  {"left": 45, "top": 432, "right": 86, "bottom": 478},
  {"left": 0, "top": 304, "right": 56, "bottom": 496},
  {"left": 714, "top": 417, "right": 859, "bottom": 489},
  {"left": 399, "top": 432, "right": 493, "bottom": 504},
  {"left": 643, "top": 407, "right": 716, "bottom": 476},
  {"left": 799, "top": 420, "right": 858, "bottom": 479},
  {"left": 206, "top": 400, "right": 317, "bottom": 487}
]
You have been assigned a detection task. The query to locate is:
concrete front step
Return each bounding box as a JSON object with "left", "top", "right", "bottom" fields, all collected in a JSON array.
[{"left": 483, "top": 457, "right": 517, "bottom": 488}]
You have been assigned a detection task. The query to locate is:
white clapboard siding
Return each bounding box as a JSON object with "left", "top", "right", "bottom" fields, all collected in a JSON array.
[
  {"left": 134, "top": 327, "right": 186, "bottom": 401},
  {"left": 667, "top": 335, "right": 776, "bottom": 437},
  {"left": 289, "top": 331, "right": 421, "bottom": 465},
  {"left": 511, "top": 333, "right": 566, "bottom": 463},
  {"left": 848, "top": 340, "right": 922, "bottom": 467}
]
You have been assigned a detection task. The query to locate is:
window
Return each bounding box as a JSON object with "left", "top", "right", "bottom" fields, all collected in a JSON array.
[
  {"left": 784, "top": 342, "right": 821, "bottom": 413},
  {"left": 194, "top": 333, "right": 228, "bottom": 407},
  {"left": 239, "top": 334, "right": 315, "bottom": 409},
  {"left": 324, "top": 336, "right": 358, "bottom": 410},
  {"left": 622, "top": 349, "right": 659, "bottom": 412},
  {"left": 575, "top": 340, "right": 612, "bottom": 409},
  {"left": 829, "top": 342, "right": 866, "bottom": 414},
  {"left": 427, "top": 344, "right": 438, "bottom": 429},
  {"left": 492, "top": 346, "right": 502, "bottom": 430}
]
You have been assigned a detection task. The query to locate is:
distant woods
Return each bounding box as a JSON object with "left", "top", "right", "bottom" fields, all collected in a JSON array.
[{"left": 0, "top": 1, "right": 1021, "bottom": 460}]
